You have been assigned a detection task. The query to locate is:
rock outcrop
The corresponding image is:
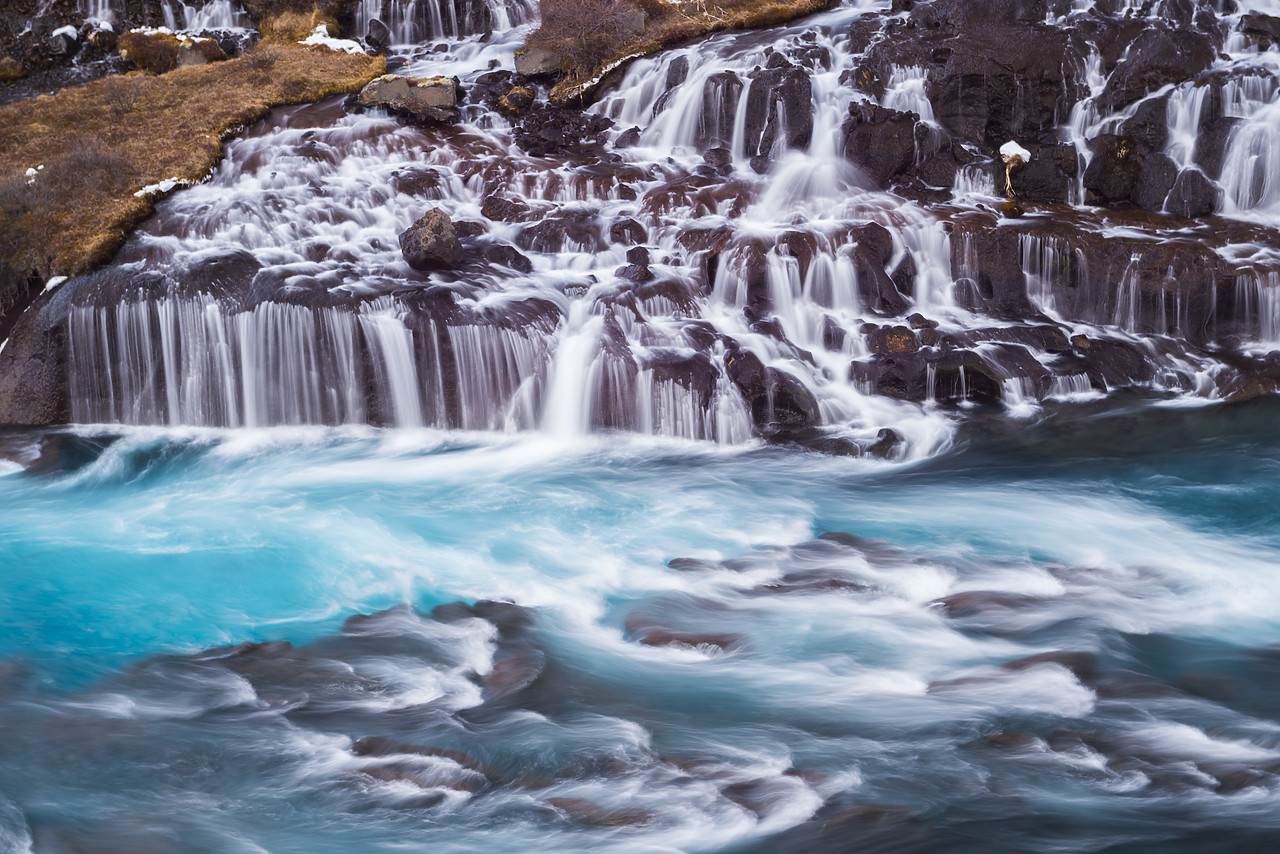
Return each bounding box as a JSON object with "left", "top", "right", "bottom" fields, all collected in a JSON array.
[{"left": 358, "top": 74, "right": 460, "bottom": 124}]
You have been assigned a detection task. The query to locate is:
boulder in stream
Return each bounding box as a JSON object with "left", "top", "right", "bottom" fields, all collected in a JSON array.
[
  {"left": 359, "top": 74, "right": 460, "bottom": 124},
  {"left": 399, "top": 208, "right": 464, "bottom": 270}
]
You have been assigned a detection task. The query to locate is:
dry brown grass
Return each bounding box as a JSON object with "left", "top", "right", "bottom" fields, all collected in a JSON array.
[
  {"left": 0, "top": 42, "right": 383, "bottom": 318},
  {"left": 533, "top": 0, "right": 837, "bottom": 103},
  {"left": 259, "top": 10, "right": 339, "bottom": 42}
]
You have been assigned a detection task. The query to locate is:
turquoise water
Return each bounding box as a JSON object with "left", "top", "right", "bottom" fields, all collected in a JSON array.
[{"left": 3, "top": 399, "right": 1280, "bottom": 852}]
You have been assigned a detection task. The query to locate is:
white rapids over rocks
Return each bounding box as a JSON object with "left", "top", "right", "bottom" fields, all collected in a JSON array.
[{"left": 41, "top": 0, "right": 1280, "bottom": 456}]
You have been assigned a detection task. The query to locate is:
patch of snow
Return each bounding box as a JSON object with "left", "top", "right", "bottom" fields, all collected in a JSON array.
[
  {"left": 52, "top": 24, "right": 78, "bottom": 40},
  {"left": 299, "top": 25, "right": 364, "bottom": 55},
  {"left": 42, "top": 276, "right": 68, "bottom": 294},
  {"left": 92, "top": 21, "right": 115, "bottom": 33},
  {"left": 1000, "top": 141, "right": 1032, "bottom": 161},
  {"left": 24, "top": 165, "right": 44, "bottom": 185},
  {"left": 134, "top": 177, "right": 189, "bottom": 198},
  {"left": 577, "top": 52, "right": 646, "bottom": 95},
  {"left": 131, "top": 26, "right": 175, "bottom": 36}
]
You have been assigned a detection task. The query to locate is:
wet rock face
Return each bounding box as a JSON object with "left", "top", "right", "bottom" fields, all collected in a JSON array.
[
  {"left": 842, "top": 102, "right": 917, "bottom": 187},
  {"left": 358, "top": 74, "right": 460, "bottom": 124},
  {"left": 399, "top": 209, "right": 464, "bottom": 270},
  {"left": 743, "top": 55, "right": 814, "bottom": 169},
  {"left": 1166, "top": 168, "right": 1221, "bottom": 218},
  {"left": 724, "top": 348, "right": 820, "bottom": 438},
  {"left": 1084, "top": 135, "right": 1178, "bottom": 211},
  {"left": 1099, "top": 24, "right": 1219, "bottom": 112}
]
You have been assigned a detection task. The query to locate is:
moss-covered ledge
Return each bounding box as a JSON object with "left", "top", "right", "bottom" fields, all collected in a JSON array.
[
  {"left": 0, "top": 34, "right": 383, "bottom": 336},
  {"left": 522, "top": 0, "right": 838, "bottom": 106}
]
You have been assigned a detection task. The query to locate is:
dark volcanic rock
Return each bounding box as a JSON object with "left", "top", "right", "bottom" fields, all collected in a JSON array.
[
  {"left": 0, "top": 293, "right": 69, "bottom": 426},
  {"left": 1119, "top": 96, "right": 1170, "bottom": 153},
  {"left": 485, "top": 244, "right": 533, "bottom": 274},
  {"left": 1009, "top": 143, "right": 1079, "bottom": 205},
  {"left": 724, "top": 348, "right": 820, "bottom": 438},
  {"left": 517, "top": 210, "right": 602, "bottom": 254},
  {"left": 1166, "top": 168, "right": 1221, "bottom": 218},
  {"left": 851, "top": 346, "right": 1010, "bottom": 406},
  {"left": 514, "top": 106, "right": 613, "bottom": 158},
  {"left": 399, "top": 208, "right": 464, "bottom": 270},
  {"left": 1083, "top": 135, "right": 1178, "bottom": 211},
  {"left": 743, "top": 56, "right": 813, "bottom": 168},
  {"left": 365, "top": 18, "right": 390, "bottom": 52},
  {"left": 1100, "top": 25, "right": 1219, "bottom": 111},
  {"left": 842, "top": 102, "right": 917, "bottom": 187},
  {"left": 1193, "top": 115, "right": 1243, "bottom": 179},
  {"left": 1241, "top": 12, "right": 1280, "bottom": 41}
]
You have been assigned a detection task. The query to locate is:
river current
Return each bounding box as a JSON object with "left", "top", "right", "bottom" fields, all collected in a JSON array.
[{"left": 3, "top": 400, "right": 1280, "bottom": 852}]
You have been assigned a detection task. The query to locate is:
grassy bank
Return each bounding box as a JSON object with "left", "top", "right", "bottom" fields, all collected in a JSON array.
[
  {"left": 0, "top": 38, "right": 384, "bottom": 333},
  {"left": 528, "top": 0, "right": 838, "bottom": 104}
]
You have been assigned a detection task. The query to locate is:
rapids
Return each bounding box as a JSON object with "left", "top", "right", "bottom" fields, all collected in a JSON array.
[{"left": 3, "top": 401, "right": 1280, "bottom": 852}]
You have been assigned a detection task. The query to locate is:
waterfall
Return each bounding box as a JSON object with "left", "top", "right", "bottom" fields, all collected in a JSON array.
[
  {"left": 1233, "top": 271, "right": 1280, "bottom": 347},
  {"left": 352, "top": 0, "right": 536, "bottom": 45},
  {"left": 79, "top": 0, "right": 115, "bottom": 25},
  {"left": 883, "top": 65, "right": 934, "bottom": 122},
  {"left": 1219, "top": 97, "right": 1280, "bottom": 215}
]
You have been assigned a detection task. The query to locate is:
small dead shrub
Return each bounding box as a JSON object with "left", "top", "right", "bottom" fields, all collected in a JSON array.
[
  {"left": 102, "top": 76, "right": 139, "bottom": 116},
  {"left": 538, "top": 0, "right": 642, "bottom": 80},
  {"left": 43, "top": 140, "right": 129, "bottom": 199},
  {"left": 0, "top": 172, "right": 31, "bottom": 218},
  {"left": 245, "top": 41, "right": 283, "bottom": 70}
]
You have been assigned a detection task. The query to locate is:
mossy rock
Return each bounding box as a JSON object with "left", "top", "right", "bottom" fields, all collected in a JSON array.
[
  {"left": 177, "top": 38, "right": 228, "bottom": 68},
  {"left": 0, "top": 56, "right": 27, "bottom": 81},
  {"left": 118, "top": 30, "right": 181, "bottom": 74}
]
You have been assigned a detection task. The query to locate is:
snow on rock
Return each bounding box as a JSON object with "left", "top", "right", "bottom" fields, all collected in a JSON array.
[{"left": 1000, "top": 141, "right": 1032, "bottom": 161}]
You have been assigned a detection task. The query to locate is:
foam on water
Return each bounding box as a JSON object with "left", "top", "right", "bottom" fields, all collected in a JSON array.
[{"left": 3, "top": 407, "right": 1280, "bottom": 850}]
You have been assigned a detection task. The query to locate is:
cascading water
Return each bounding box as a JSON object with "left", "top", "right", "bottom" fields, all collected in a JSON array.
[
  {"left": 23, "top": 0, "right": 1275, "bottom": 453},
  {"left": 352, "top": 0, "right": 538, "bottom": 45},
  {"left": 164, "top": 0, "right": 250, "bottom": 29},
  {"left": 10, "top": 2, "right": 1280, "bottom": 852}
]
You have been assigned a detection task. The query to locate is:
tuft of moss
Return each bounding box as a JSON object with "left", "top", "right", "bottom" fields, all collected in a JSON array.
[{"left": 0, "top": 44, "right": 384, "bottom": 330}]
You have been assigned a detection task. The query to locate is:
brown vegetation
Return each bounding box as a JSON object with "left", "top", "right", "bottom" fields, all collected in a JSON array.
[
  {"left": 259, "top": 9, "right": 340, "bottom": 41},
  {"left": 535, "top": 0, "right": 644, "bottom": 81},
  {"left": 0, "top": 40, "right": 383, "bottom": 330},
  {"left": 117, "top": 30, "right": 182, "bottom": 74},
  {"left": 528, "top": 0, "right": 837, "bottom": 103}
]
